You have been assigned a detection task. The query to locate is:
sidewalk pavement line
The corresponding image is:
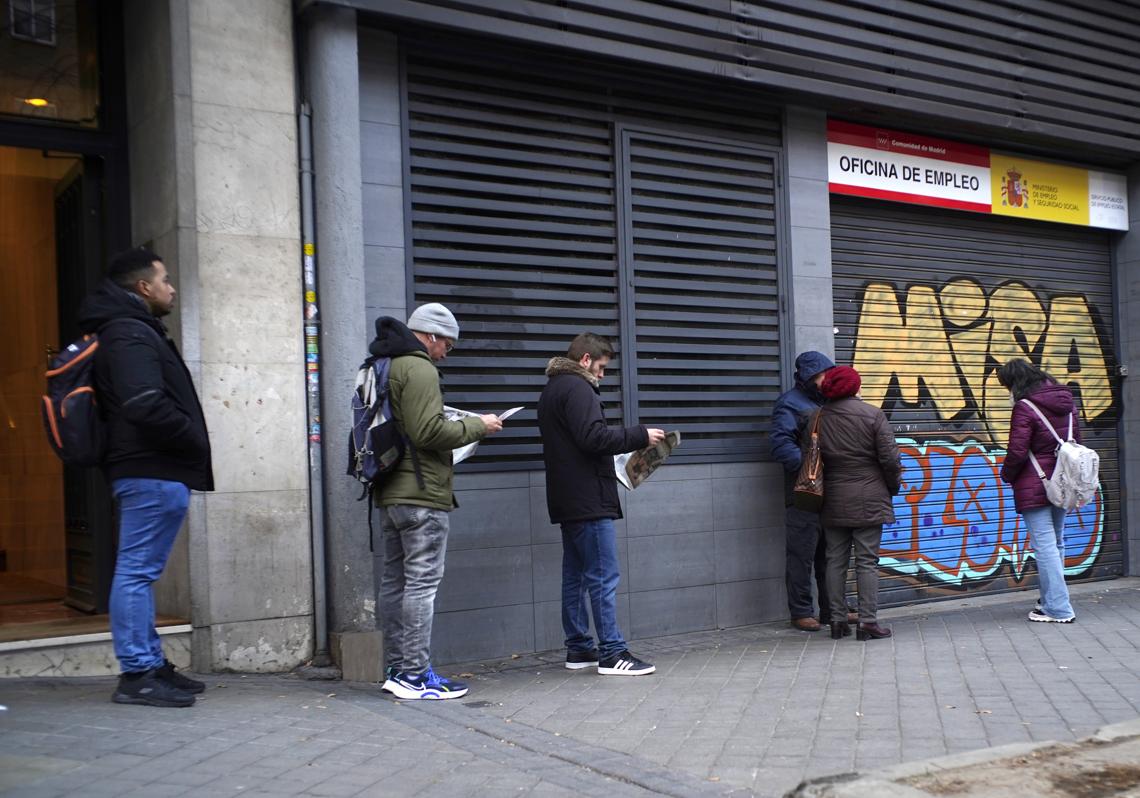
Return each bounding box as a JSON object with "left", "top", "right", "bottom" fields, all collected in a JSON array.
[{"left": 326, "top": 681, "right": 741, "bottom": 797}]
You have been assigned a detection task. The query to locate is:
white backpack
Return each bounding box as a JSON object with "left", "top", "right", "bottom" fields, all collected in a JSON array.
[{"left": 1019, "top": 399, "right": 1100, "bottom": 511}]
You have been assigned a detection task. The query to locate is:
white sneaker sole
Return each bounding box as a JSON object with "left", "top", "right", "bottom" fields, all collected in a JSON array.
[
  {"left": 597, "top": 664, "right": 656, "bottom": 676},
  {"left": 1028, "top": 613, "right": 1075, "bottom": 624},
  {"left": 565, "top": 660, "right": 599, "bottom": 670},
  {"left": 381, "top": 678, "right": 468, "bottom": 699}
]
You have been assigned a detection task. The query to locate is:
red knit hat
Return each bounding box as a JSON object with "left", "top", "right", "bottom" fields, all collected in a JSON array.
[{"left": 820, "top": 365, "right": 861, "bottom": 399}]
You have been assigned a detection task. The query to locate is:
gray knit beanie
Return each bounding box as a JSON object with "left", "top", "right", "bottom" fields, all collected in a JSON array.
[{"left": 407, "top": 302, "right": 460, "bottom": 341}]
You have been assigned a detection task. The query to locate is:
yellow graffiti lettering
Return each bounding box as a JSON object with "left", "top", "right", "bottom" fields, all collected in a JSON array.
[
  {"left": 1041, "top": 296, "right": 1113, "bottom": 421},
  {"left": 987, "top": 282, "right": 1048, "bottom": 366},
  {"left": 852, "top": 278, "right": 1114, "bottom": 443},
  {"left": 852, "top": 283, "right": 966, "bottom": 418}
]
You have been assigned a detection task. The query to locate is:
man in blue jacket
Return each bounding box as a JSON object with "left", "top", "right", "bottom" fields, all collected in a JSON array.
[
  {"left": 769, "top": 351, "right": 842, "bottom": 631},
  {"left": 538, "top": 332, "right": 664, "bottom": 676}
]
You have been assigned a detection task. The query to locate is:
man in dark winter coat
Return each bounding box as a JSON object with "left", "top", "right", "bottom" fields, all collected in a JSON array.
[
  {"left": 538, "top": 332, "right": 664, "bottom": 676},
  {"left": 769, "top": 350, "right": 848, "bottom": 631},
  {"left": 369, "top": 303, "right": 502, "bottom": 700},
  {"left": 77, "top": 248, "right": 213, "bottom": 707}
]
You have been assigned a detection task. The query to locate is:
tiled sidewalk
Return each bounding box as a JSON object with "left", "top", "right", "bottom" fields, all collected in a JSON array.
[{"left": 1, "top": 579, "right": 1138, "bottom": 797}]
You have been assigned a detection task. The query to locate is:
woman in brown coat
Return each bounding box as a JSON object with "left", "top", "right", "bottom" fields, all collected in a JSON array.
[{"left": 815, "top": 366, "right": 902, "bottom": 641}]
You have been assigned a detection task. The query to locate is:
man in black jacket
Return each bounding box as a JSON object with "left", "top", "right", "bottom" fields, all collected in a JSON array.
[
  {"left": 77, "top": 248, "right": 213, "bottom": 707},
  {"left": 537, "top": 332, "right": 664, "bottom": 676}
]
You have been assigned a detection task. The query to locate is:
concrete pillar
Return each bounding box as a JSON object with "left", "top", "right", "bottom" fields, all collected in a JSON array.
[
  {"left": 1114, "top": 165, "right": 1140, "bottom": 576},
  {"left": 305, "top": 7, "right": 378, "bottom": 678},
  {"left": 783, "top": 107, "right": 836, "bottom": 365}
]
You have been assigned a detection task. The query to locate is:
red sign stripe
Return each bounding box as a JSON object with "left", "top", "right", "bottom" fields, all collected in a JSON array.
[{"left": 829, "top": 183, "right": 992, "bottom": 214}]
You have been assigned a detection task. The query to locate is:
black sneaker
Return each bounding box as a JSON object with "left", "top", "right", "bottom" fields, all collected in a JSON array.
[
  {"left": 112, "top": 670, "right": 195, "bottom": 707},
  {"left": 598, "top": 651, "right": 655, "bottom": 676},
  {"left": 156, "top": 659, "right": 205, "bottom": 694},
  {"left": 565, "top": 649, "right": 600, "bottom": 670}
]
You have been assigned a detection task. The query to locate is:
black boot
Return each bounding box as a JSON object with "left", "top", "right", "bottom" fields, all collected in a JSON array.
[{"left": 830, "top": 622, "right": 851, "bottom": 640}]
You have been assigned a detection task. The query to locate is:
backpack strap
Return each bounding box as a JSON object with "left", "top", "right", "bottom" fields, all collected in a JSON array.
[{"left": 1018, "top": 399, "right": 1065, "bottom": 446}]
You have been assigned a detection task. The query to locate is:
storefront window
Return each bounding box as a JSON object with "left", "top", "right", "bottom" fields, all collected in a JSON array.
[{"left": 1, "top": 0, "right": 99, "bottom": 126}]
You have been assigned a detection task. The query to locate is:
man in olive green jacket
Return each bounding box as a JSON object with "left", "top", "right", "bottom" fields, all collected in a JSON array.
[{"left": 370, "top": 304, "right": 502, "bottom": 700}]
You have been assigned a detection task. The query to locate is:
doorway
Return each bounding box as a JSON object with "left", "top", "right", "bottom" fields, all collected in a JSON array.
[{"left": 0, "top": 144, "right": 116, "bottom": 641}]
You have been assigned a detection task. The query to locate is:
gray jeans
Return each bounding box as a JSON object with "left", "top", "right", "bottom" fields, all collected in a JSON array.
[
  {"left": 824, "top": 524, "right": 883, "bottom": 624},
  {"left": 378, "top": 504, "right": 449, "bottom": 675}
]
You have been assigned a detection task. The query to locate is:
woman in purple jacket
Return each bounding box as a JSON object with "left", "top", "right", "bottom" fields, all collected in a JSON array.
[{"left": 997, "top": 358, "right": 1078, "bottom": 624}]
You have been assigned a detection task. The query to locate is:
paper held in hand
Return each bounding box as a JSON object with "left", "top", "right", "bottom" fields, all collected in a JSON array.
[
  {"left": 614, "top": 431, "right": 681, "bottom": 490},
  {"left": 446, "top": 406, "right": 523, "bottom": 465}
]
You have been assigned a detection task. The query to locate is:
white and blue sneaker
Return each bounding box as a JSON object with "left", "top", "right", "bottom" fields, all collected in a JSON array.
[{"left": 382, "top": 667, "right": 469, "bottom": 699}]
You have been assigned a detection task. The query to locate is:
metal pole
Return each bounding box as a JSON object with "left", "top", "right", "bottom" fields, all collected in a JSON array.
[{"left": 299, "top": 101, "right": 331, "bottom": 667}]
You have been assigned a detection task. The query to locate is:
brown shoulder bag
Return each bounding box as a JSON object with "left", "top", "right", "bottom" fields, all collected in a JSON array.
[{"left": 792, "top": 409, "right": 825, "bottom": 513}]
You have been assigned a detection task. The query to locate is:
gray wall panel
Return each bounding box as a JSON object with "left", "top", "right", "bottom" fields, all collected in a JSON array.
[
  {"left": 716, "top": 579, "right": 785, "bottom": 629},
  {"left": 432, "top": 604, "right": 535, "bottom": 664},
  {"left": 626, "top": 478, "right": 713, "bottom": 538},
  {"left": 434, "top": 546, "right": 532, "bottom": 613},
  {"left": 629, "top": 585, "right": 717, "bottom": 639},
  {"left": 627, "top": 532, "right": 716, "bottom": 592},
  {"left": 715, "top": 528, "right": 783, "bottom": 584},
  {"left": 341, "top": 0, "right": 1140, "bottom": 158},
  {"left": 449, "top": 487, "right": 532, "bottom": 551}
]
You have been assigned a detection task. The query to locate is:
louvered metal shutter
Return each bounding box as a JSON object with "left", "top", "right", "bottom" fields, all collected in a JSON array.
[
  {"left": 831, "top": 198, "right": 1123, "bottom": 608},
  {"left": 618, "top": 129, "right": 781, "bottom": 459},
  {"left": 402, "top": 39, "right": 781, "bottom": 467}
]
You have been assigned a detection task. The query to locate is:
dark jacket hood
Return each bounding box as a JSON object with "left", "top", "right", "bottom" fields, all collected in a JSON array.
[
  {"left": 369, "top": 316, "right": 429, "bottom": 359},
  {"left": 77, "top": 279, "right": 164, "bottom": 334},
  {"left": 1023, "top": 381, "right": 1075, "bottom": 416},
  {"left": 794, "top": 351, "right": 835, "bottom": 397}
]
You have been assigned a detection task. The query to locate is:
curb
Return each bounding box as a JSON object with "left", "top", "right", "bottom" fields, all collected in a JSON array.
[{"left": 785, "top": 717, "right": 1140, "bottom": 797}]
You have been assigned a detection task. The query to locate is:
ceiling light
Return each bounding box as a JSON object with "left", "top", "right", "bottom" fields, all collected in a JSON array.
[{"left": 23, "top": 98, "right": 50, "bottom": 107}]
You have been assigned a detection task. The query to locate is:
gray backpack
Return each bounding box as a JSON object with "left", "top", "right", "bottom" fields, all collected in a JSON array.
[{"left": 1019, "top": 399, "right": 1100, "bottom": 511}]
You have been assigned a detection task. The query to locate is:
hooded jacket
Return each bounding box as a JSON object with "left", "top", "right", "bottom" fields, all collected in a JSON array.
[
  {"left": 368, "top": 317, "right": 486, "bottom": 511},
  {"left": 77, "top": 279, "right": 213, "bottom": 491},
  {"left": 769, "top": 351, "right": 835, "bottom": 506},
  {"left": 1001, "top": 381, "right": 1082, "bottom": 513},
  {"left": 537, "top": 357, "right": 649, "bottom": 524}
]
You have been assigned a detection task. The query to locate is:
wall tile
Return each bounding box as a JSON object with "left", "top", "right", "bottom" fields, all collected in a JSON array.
[
  {"left": 449, "top": 487, "right": 532, "bottom": 550},
  {"left": 627, "top": 532, "right": 715, "bottom": 591},
  {"left": 189, "top": 0, "right": 294, "bottom": 114},
  {"left": 196, "top": 233, "right": 302, "bottom": 365},
  {"left": 716, "top": 579, "right": 785, "bottom": 628},
  {"left": 716, "top": 527, "right": 784, "bottom": 583},
  {"left": 206, "top": 614, "right": 312, "bottom": 672},
  {"left": 435, "top": 546, "right": 532, "bottom": 612},
  {"left": 433, "top": 604, "right": 534, "bottom": 665},
  {"left": 193, "top": 104, "right": 299, "bottom": 239},
  {"left": 358, "top": 32, "right": 400, "bottom": 125},
  {"left": 626, "top": 477, "right": 712, "bottom": 537},
  {"left": 713, "top": 475, "right": 786, "bottom": 532},
  {"left": 203, "top": 490, "right": 312, "bottom": 625},
  {"left": 362, "top": 183, "right": 405, "bottom": 247},
  {"left": 361, "top": 121, "right": 403, "bottom": 186},
  {"left": 629, "top": 585, "right": 716, "bottom": 639},
  {"left": 198, "top": 361, "right": 308, "bottom": 493}
]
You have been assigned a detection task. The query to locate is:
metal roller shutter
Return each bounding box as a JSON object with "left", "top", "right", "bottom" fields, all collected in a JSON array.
[
  {"left": 831, "top": 198, "right": 1123, "bottom": 607},
  {"left": 401, "top": 36, "right": 782, "bottom": 467}
]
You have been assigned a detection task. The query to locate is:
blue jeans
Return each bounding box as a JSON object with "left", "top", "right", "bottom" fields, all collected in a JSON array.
[
  {"left": 110, "top": 478, "right": 191, "bottom": 673},
  {"left": 1023, "top": 505, "right": 1075, "bottom": 619},
  {"left": 561, "top": 518, "right": 626, "bottom": 661},
  {"left": 377, "top": 504, "right": 449, "bottom": 674}
]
